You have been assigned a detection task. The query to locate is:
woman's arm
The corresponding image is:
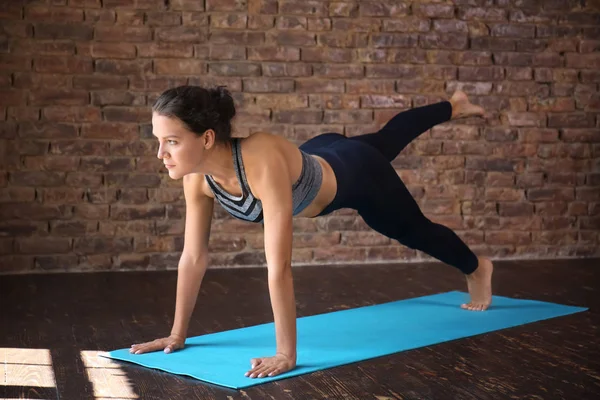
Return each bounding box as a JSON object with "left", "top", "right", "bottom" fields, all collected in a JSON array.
[
  {"left": 172, "top": 173, "right": 215, "bottom": 338},
  {"left": 245, "top": 149, "right": 297, "bottom": 378},
  {"left": 130, "top": 173, "right": 214, "bottom": 355}
]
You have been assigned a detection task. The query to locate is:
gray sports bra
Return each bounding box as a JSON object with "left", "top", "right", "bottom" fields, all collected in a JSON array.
[{"left": 205, "top": 138, "right": 323, "bottom": 223}]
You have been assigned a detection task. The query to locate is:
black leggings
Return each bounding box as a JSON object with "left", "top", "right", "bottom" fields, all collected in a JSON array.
[{"left": 299, "top": 101, "right": 479, "bottom": 274}]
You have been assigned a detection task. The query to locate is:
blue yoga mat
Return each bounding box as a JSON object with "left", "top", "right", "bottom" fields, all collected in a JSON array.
[{"left": 101, "top": 291, "right": 587, "bottom": 389}]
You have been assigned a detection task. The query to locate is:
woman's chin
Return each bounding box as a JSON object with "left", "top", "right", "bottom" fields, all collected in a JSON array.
[{"left": 167, "top": 168, "right": 183, "bottom": 179}]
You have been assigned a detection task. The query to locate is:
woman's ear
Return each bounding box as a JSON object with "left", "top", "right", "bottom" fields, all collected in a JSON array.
[{"left": 203, "top": 129, "right": 216, "bottom": 149}]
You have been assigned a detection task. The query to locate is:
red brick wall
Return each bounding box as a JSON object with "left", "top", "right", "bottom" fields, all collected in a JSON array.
[{"left": 1, "top": 0, "right": 599, "bottom": 274}]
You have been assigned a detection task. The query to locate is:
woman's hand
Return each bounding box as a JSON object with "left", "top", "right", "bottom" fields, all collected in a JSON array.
[
  {"left": 245, "top": 353, "right": 296, "bottom": 378},
  {"left": 129, "top": 333, "right": 185, "bottom": 355}
]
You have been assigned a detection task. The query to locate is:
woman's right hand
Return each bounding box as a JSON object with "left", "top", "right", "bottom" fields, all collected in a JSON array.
[{"left": 129, "top": 334, "right": 185, "bottom": 355}]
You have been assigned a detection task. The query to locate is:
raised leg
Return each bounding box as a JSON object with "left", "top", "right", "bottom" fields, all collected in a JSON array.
[{"left": 349, "top": 90, "right": 485, "bottom": 162}]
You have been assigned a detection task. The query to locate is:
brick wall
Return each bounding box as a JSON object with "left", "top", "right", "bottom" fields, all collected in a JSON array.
[{"left": 1, "top": 0, "right": 599, "bottom": 274}]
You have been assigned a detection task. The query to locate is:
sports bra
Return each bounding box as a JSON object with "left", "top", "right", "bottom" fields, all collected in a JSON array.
[{"left": 205, "top": 138, "right": 323, "bottom": 223}]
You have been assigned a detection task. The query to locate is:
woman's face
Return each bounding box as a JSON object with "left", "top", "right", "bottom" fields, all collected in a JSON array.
[{"left": 152, "top": 113, "right": 206, "bottom": 180}]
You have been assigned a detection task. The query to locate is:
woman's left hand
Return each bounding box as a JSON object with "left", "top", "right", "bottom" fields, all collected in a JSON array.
[{"left": 245, "top": 353, "right": 296, "bottom": 378}]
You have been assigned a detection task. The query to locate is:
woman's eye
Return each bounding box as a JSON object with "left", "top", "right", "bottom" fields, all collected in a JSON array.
[{"left": 168, "top": 140, "right": 177, "bottom": 145}]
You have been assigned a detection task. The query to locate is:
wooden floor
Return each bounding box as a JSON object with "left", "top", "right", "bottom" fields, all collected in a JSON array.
[{"left": 1, "top": 258, "right": 599, "bottom": 400}]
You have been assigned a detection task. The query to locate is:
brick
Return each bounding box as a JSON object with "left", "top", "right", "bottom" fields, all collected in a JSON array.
[
  {"left": 26, "top": 6, "right": 84, "bottom": 22},
  {"left": 431, "top": 125, "right": 479, "bottom": 140},
  {"left": 446, "top": 81, "right": 493, "bottom": 96},
  {"left": 458, "top": 7, "right": 507, "bottom": 21},
  {"left": 0, "top": 21, "right": 33, "bottom": 38},
  {"left": 169, "top": 0, "right": 205, "bottom": 10},
  {"left": 472, "top": 37, "right": 515, "bottom": 51},
  {"left": 332, "top": 18, "right": 381, "bottom": 32},
  {"left": 6, "top": 106, "right": 39, "bottom": 121},
  {"left": 130, "top": 76, "right": 188, "bottom": 91},
  {"left": 145, "top": 11, "right": 181, "bottom": 26},
  {"left": 99, "top": 221, "right": 155, "bottom": 236},
  {"left": 0, "top": 3, "right": 23, "bottom": 19},
  {"left": 73, "top": 237, "right": 132, "bottom": 255},
  {"left": 491, "top": 23, "right": 535, "bottom": 38},
  {"left": 29, "top": 89, "right": 88, "bottom": 106},
  {"left": 346, "top": 80, "right": 394, "bottom": 94},
  {"left": 65, "top": 173, "right": 103, "bottom": 188},
  {"left": 19, "top": 122, "right": 77, "bottom": 139},
  {"left": 420, "top": 33, "right": 468, "bottom": 50},
  {"left": 549, "top": 115, "right": 596, "bottom": 129},
  {"left": 211, "top": 13, "right": 248, "bottom": 29},
  {"left": 82, "top": 43, "right": 132, "bottom": 58},
  {"left": 579, "top": 40, "right": 600, "bottom": 53},
  {"left": 413, "top": 3, "right": 455, "bottom": 18},
  {"left": 301, "top": 48, "right": 352, "bottom": 63},
  {"left": 15, "top": 237, "right": 71, "bottom": 254},
  {"left": 105, "top": 173, "right": 161, "bottom": 188},
  {"left": 559, "top": 12, "right": 600, "bottom": 25},
  {"left": 397, "top": 79, "right": 445, "bottom": 94},
  {"left": 324, "top": 109, "right": 372, "bottom": 124},
  {"left": 103, "top": 107, "right": 152, "bottom": 123},
  {"left": 528, "top": 188, "right": 575, "bottom": 201},
  {"left": 566, "top": 53, "right": 600, "bottom": 69},
  {"left": 80, "top": 157, "right": 135, "bottom": 172},
  {"left": 248, "top": 47, "right": 299, "bottom": 61},
  {"left": 506, "top": 67, "right": 532, "bottom": 80},
  {"left": 138, "top": 43, "right": 193, "bottom": 58},
  {"left": 529, "top": 97, "right": 575, "bottom": 112},
  {"left": 249, "top": 0, "right": 278, "bottom": 14},
  {"left": 273, "top": 110, "right": 322, "bottom": 124},
  {"left": 11, "top": 40, "right": 75, "bottom": 56},
  {"left": 85, "top": 9, "right": 115, "bottom": 23},
  {"left": 313, "top": 64, "right": 363, "bottom": 78},
  {"left": 359, "top": 1, "right": 409, "bottom": 16},
  {"left": 496, "top": 82, "right": 549, "bottom": 97},
  {"left": 279, "top": 0, "right": 328, "bottom": 16},
  {"left": 536, "top": 25, "right": 580, "bottom": 38},
  {"left": 383, "top": 17, "right": 430, "bottom": 32},
  {"left": 433, "top": 20, "right": 468, "bottom": 33},
  {"left": 560, "top": 129, "right": 600, "bottom": 143},
  {"left": 248, "top": 15, "right": 275, "bottom": 29},
  {"left": 24, "top": 155, "right": 80, "bottom": 171},
  {"left": 79, "top": 123, "right": 137, "bottom": 141},
  {"left": 499, "top": 202, "right": 534, "bottom": 217},
  {"left": 459, "top": 66, "right": 504, "bottom": 81},
  {"left": 366, "top": 65, "right": 421, "bottom": 79},
  {"left": 153, "top": 59, "right": 205, "bottom": 75},
  {"left": 509, "top": 9, "right": 553, "bottom": 23},
  {"left": 211, "top": 31, "right": 264, "bottom": 45},
  {"left": 0, "top": 203, "right": 70, "bottom": 220},
  {"left": 243, "top": 78, "right": 294, "bottom": 93},
  {"left": 276, "top": 15, "right": 307, "bottom": 30},
  {"left": 34, "top": 23, "right": 93, "bottom": 40},
  {"left": 208, "top": 63, "right": 261, "bottom": 76},
  {"left": 34, "top": 56, "right": 92, "bottom": 74},
  {"left": 155, "top": 26, "right": 208, "bottom": 43},
  {"left": 361, "top": 95, "right": 410, "bottom": 109},
  {"left": 42, "top": 106, "right": 102, "bottom": 123},
  {"left": 319, "top": 32, "right": 368, "bottom": 48},
  {"left": 103, "top": 0, "right": 162, "bottom": 8},
  {"left": 493, "top": 52, "right": 533, "bottom": 66},
  {"left": 484, "top": 127, "right": 517, "bottom": 142},
  {"left": 86, "top": 188, "right": 118, "bottom": 204},
  {"left": 0, "top": 188, "right": 36, "bottom": 202},
  {"left": 372, "top": 33, "right": 419, "bottom": 48}
]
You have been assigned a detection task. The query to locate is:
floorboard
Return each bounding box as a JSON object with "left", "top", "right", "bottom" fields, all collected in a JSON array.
[{"left": 1, "top": 258, "right": 599, "bottom": 399}]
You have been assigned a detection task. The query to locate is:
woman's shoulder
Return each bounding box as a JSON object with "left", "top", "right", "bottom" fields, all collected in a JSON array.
[{"left": 242, "top": 131, "right": 296, "bottom": 155}]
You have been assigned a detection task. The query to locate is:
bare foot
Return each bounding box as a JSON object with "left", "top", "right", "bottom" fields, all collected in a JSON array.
[
  {"left": 449, "top": 90, "right": 485, "bottom": 120},
  {"left": 462, "top": 256, "right": 493, "bottom": 311}
]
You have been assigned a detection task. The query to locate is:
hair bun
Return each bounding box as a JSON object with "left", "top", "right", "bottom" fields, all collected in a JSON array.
[{"left": 210, "top": 86, "right": 236, "bottom": 122}]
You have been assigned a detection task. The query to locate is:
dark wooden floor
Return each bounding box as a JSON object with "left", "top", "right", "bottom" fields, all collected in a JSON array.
[{"left": 1, "top": 258, "right": 599, "bottom": 400}]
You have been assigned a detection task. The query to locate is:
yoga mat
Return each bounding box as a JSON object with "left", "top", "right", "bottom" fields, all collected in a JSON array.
[{"left": 100, "top": 291, "right": 587, "bottom": 389}]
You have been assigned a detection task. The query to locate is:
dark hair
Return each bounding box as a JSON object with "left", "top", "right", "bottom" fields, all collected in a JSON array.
[{"left": 152, "top": 85, "right": 236, "bottom": 144}]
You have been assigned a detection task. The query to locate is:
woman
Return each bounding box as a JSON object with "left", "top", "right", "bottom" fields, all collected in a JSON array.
[{"left": 129, "top": 85, "right": 494, "bottom": 379}]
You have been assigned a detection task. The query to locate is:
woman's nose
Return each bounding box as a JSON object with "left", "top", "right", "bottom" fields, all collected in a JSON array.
[{"left": 157, "top": 146, "right": 166, "bottom": 159}]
